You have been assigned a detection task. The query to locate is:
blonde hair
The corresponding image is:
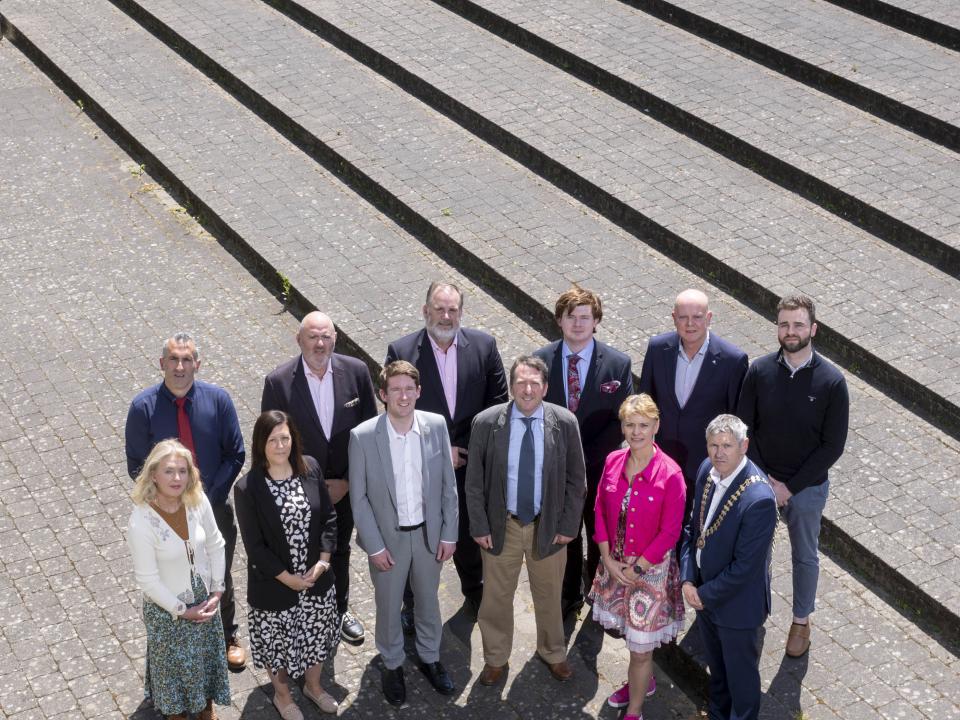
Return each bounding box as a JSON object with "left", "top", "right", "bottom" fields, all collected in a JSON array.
[
  {"left": 131, "top": 439, "right": 205, "bottom": 508},
  {"left": 618, "top": 393, "right": 660, "bottom": 421}
]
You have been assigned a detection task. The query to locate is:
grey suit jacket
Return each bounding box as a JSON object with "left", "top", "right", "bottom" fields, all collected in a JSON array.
[
  {"left": 348, "top": 410, "right": 458, "bottom": 556},
  {"left": 465, "top": 401, "right": 586, "bottom": 560}
]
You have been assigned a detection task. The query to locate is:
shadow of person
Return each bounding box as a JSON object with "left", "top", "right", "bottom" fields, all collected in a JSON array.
[
  {"left": 127, "top": 698, "right": 158, "bottom": 719},
  {"left": 761, "top": 645, "right": 808, "bottom": 720},
  {"left": 493, "top": 653, "right": 599, "bottom": 720}
]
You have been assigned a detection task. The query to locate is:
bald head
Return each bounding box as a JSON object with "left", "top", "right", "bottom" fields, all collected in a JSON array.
[
  {"left": 672, "top": 289, "right": 712, "bottom": 354},
  {"left": 297, "top": 311, "right": 337, "bottom": 374}
]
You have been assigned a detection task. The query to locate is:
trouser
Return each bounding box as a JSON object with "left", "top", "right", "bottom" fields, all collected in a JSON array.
[
  {"left": 697, "top": 612, "right": 762, "bottom": 720},
  {"left": 404, "top": 467, "right": 482, "bottom": 609},
  {"left": 333, "top": 495, "right": 354, "bottom": 613},
  {"left": 371, "top": 525, "right": 443, "bottom": 670},
  {"left": 562, "top": 473, "right": 599, "bottom": 603},
  {"left": 478, "top": 517, "right": 567, "bottom": 666},
  {"left": 211, "top": 499, "right": 238, "bottom": 641},
  {"left": 780, "top": 480, "right": 829, "bottom": 618}
]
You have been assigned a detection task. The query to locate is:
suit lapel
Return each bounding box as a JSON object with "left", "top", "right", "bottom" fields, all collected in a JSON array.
[
  {"left": 416, "top": 332, "right": 451, "bottom": 423},
  {"left": 251, "top": 472, "right": 289, "bottom": 555},
  {"left": 541, "top": 404, "right": 559, "bottom": 506},
  {"left": 453, "top": 330, "right": 471, "bottom": 423},
  {"left": 546, "top": 342, "right": 566, "bottom": 407},
  {"left": 418, "top": 413, "right": 432, "bottom": 502},
  {"left": 374, "top": 415, "right": 399, "bottom": 510},
  {"left": 577, "top": 341, "right": 602, "bottom": 417},
  {"left": 492, "top": 403, "right": 512, "bottom": 505},
  {"left": 688, "top": 336, "right": 720, "bottom": 400},
  {"left": 329, "top": 356, "right": 351, "bottom": 437},
  {"left": 664, "top": 334, "right": 680, "bottom": 409},
  {"left": 293, "top": 358, "right": 326, "bottom": 438}
]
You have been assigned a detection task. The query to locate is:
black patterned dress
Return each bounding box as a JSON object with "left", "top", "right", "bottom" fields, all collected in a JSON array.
[{"left": 247, "top": 476, "right": 340, "bottom": 678}]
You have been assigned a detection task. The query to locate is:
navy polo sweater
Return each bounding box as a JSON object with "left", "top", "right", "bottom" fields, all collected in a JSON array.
[{"left": 737, "top": 350, "right": 849, "bottom": 494}]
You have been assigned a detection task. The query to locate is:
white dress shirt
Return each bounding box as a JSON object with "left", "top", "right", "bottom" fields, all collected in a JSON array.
[
  {"left": 696, "top": 455, "right": 748, "bottom": 567},
  {"left": 303, "top": 355, "right": 335, "bottom": 439},
  {"left": 387, "top": 414, "right": 424, "bottom": 527}
]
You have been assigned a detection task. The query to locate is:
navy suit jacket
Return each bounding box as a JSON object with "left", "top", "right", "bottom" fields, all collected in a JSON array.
[
  {"left": 680, "top": 457, "right": 777, "bottom": 629},
  {"left": 534, "top": 339, "right": 632, "bottom": 486},
  {"left": 261, "top": 354, "right": 377, "bottom": 481},
  {"left": 385, "top": 327, "right": 508, "bottom": 452},
  {"left": 638, "top": 332, "right": 748, "bottom": 484}
]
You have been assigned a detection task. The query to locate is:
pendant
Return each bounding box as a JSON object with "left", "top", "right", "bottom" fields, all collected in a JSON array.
[{"left": 696, "top": 537, "right": 705, "bottom": 549}]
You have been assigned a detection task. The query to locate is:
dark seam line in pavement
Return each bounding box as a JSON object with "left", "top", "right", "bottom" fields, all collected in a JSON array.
[
  {"left": 431, "top": 0, "right": 960, "bottom": 281},
  {"left": 102, "top": 0, "right": 563, "bottom": 354},
  {"left": 0, "top": 13, "right": 378, "bottom": 380},
  {"left": 821, "top": 0, "right": 960, "bottom": 53},
  {"left": 616, "top": 0, "right": 960, "bottom": 155},
  {"left": 250, "top": 0, "right": 960, "bottom": 450}
]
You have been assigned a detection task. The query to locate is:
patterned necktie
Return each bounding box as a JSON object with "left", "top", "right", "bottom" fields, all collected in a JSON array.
[
  {"left": 516, "top": 417, "right": 536, "bottom": 525},
  {"left": 174, "top": 396, "right": 198, "bottom": 465},
  {"left": 567, "top": 354, "right": 582, "bottom": 413}
]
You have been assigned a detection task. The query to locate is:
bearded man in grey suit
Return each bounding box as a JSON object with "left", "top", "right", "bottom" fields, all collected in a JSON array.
[{"left": 348, "top": 361, "right": 459, "bottom": 707}]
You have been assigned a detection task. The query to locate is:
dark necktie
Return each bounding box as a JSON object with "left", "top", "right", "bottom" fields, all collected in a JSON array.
[
  {"left": 174, "top": 396, "right": 198, "bottom": 466},
  {"left": 516, "top": 417, "right": 536, "bottom": 525},
  {"left": 567, "top": 354, "right": 582, "bottom": 413}
]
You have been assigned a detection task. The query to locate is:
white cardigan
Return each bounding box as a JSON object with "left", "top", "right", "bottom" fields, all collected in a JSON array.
[{"left": 127, "top": 494, "right": 226, "bottom": 618}]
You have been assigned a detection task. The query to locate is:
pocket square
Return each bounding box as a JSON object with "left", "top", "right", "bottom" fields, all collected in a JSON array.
[
  {"left": 600, "top": 381, "right": 621, "bottom": 394},
  {"left": 343, "top": 397, "right": 359, "bottom": 408}
]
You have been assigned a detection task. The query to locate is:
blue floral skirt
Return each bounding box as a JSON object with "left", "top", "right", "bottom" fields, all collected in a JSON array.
[{"left": 143, "top": 575, "right": 231, "bottom": 715}]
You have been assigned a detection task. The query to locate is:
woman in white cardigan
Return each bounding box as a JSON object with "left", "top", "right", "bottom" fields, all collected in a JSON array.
[{"left": 127, "top": 439, "right": 231, "bottom": 720}]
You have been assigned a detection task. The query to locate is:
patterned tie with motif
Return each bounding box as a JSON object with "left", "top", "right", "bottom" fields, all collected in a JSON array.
[{"left": 567, "top": 354, "right": 582, "bottom": 413}]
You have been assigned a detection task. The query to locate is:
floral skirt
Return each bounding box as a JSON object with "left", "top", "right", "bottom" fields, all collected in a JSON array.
[
  {"left": 589, "top": 550, "right": 685, "bottom": 653},
  {"left": 248, "top": 584, "right": 340, "bottom": 679},
  {"left": 143, "top": 575, "right": 231, "bottom": 715}
]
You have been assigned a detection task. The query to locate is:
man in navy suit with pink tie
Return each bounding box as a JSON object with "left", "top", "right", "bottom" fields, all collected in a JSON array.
[{"left": 638, "top": 289, "right": 748, "bottom": 519}]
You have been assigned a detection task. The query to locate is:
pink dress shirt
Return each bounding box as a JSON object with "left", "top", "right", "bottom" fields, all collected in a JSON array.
[
  {"left": 593, "top": 445, "right": 685, "bottom": 565},
  {"left": 429, "top": 334, "right": 458, "bottom": 419}
]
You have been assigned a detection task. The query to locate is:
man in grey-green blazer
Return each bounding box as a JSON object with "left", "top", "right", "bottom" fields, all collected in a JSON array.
[
  {"left": 465, "top": 355, "right": 586, "bottom": 686},
  {"left": 349, "top": 362, "right": 459, "bottom": 706}
]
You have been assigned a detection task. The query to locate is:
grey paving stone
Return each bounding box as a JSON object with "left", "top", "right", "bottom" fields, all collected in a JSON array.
[
  {"left": 660, "top": 0, "right": 960, "bottom": 127},
  {"left": 470, "top": 0, "right": 960, "bottom": 248},
  {"left": 875, "top": 0, "right": 960, "bottom": 30}
]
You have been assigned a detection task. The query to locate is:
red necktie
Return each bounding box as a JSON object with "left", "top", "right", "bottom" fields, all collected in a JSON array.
[
  {"left": 567, "top": 354, "right": 582, "bottom": 413},
  {"left": 174, "top": 396, "right": 198, "bottom": 465}
]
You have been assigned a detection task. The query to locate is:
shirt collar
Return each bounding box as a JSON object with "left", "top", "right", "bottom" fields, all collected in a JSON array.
[
  {"left": 302, "top": 354, "right": 334, "bottom": 380},
  {"left": 562, "top": 338, "right": 594, "bottom": 363},
  {"left": 159, "top": 381, "right": 195, "bottom": 403},
  {"left": 428, "top": 331, "right": 458, "bottom": 354},
  {"left": 778, "top": 348, "right": 814, "bottom": 375},
  {"left": 386, "top": 412, "right": 420, "bottom": 440},
  {"left": 678, "top": 331, "right": 710, "bottom": 360},
  {"left": 511, "top": 403, "right": 545, "bottom": 423},
  {"left": 709, "top": 455, "right": 748, "bottom": 487}
]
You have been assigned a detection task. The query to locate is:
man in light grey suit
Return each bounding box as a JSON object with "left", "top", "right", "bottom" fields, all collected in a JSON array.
[
  {"left": 349, "top": 361, "right": 459, "bottom": 707},
  {"left": 465, "top": 355, "right": 586, "bottom": 687}
]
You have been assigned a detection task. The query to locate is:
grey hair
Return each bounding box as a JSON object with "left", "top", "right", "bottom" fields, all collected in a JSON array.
[
  {"left": 425, "top": 281, "right": 464, "bottom": 310},
  {"left": 162, "top": 332, "right": 199, "bottom": 360},
  {"left": 705, "top": 414, "right": 748, "bottom": 443}
]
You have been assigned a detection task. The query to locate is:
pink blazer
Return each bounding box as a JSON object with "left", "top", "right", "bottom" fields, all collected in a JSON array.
[{"left": 593, "top": 445, "right": 685, "bottom": 565}]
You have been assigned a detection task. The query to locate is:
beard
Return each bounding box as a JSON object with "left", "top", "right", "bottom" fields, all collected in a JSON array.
[
  {"left": 779, "top": 335, "right": 811, "bottom": 353},
  {"left": 426, "top": 320, "right": 459, "bottom": 344}
]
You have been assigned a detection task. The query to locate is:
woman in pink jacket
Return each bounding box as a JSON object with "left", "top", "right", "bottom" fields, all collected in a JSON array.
[{"left": 590, "top": 394, "right": 686, "bottom": 720}]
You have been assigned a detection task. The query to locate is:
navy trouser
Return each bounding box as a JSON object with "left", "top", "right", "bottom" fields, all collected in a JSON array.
[{"left": 697, "top": 611, "right": 762, "bottom": 720}]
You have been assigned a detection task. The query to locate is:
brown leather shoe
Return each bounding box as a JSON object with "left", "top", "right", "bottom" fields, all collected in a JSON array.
[
  {"left": 197, "top": 699, "right": 218, "bottom": 720},
  {"left": 226, "top": 640, "right": 246, "bottom": 670},
  {"left": 478, "top": 663, "right": 507, "bottom": 686},
  {"left": 786, "top": 621, "right": 811, "bottom": 657},
  {"left": 544, "top": 658, "right": 573, "bottom": 682}
]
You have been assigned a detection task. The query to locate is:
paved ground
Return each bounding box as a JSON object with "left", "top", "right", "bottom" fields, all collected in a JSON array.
[{"left": 0, "top": 40, "right": 697, "bottom": 720}]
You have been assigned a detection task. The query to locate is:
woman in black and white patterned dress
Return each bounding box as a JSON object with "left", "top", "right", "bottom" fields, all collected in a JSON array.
[{"left": 235, "top": 411, "right": 340, "bottom": 720}]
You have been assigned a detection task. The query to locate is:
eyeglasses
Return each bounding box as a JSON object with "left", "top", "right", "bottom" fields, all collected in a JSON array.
[{"left": 267, "top": 436, "right": 292, "bottom": 446}]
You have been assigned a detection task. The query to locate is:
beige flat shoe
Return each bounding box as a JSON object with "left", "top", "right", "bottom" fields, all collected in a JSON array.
[
  {"left": 272, "top": 696, "right": 304, "bottom": 720},
  {"left": 303, "top": 686, "right": 338, "bottom": 714}
]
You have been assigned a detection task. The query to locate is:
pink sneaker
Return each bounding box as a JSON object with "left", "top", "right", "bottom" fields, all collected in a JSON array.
[
  {"left": 607, "top": 682, "right": 630, "bottom": 708},
  {"left": 624, "top": 715, "right": 643, "bottom": 720}
]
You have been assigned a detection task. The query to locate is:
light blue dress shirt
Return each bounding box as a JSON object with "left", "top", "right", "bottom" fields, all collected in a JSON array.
[
  {"left": 506, "top": 403, "right": 545, "bottom": 516},
  {"left": 675, "top": 332, "right": 710, "bottom": 408}
]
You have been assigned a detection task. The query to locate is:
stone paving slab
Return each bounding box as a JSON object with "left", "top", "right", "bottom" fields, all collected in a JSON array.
[
  {"left": 0, "top": 39, "right": 698, "bottom": 720},
  {"left": 463, "top": 0, "right": 960, "bottom": 250},
  {"left": 256, "top": 0, "right": 960, "bottom": 416},
  {"left": 654, "top": 0, "right": 960, "bottom": 128},
  {"left": 4, "top": 0, "right": 960, "bottom": 626},
  {"left": 870, "top": 0, "right": 960, "bottom": 30}
]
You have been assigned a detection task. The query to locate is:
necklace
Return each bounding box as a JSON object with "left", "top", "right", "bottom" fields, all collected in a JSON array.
[{"left": 696, "top": 474, "right": 768, "bottom": 549}]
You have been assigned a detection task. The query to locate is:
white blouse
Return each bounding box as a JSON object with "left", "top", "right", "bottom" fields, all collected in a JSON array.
[{"left": 127, "top": 494, "right": 226, "bottom": 618}]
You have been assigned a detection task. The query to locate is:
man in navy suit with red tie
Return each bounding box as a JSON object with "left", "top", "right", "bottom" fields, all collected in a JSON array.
[
  {"left": 261, "top": 311, "right": 378, "bottom": 643},
  {"left": 534, "top": 285, "right": 632, "bottom": 618},
  {"left": 385, "top": 282, "right": 509, "bottom": 620},
  {"left": 681, "top": 414, "right": 777, "bottom": 720},
  {"left": 638, "top": 289, "right": 748, "bottom": 518}
]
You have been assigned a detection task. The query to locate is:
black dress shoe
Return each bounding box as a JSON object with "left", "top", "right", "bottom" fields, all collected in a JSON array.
[
  {"left": 419, "top": 661, "right": 455, "bottom": 695},
  {"left": 401, "top": 605, "right": 415, "bottom": 636},
  {"left": 340, "top": 611, "right": 365, "bottom": 644},
  {"left": 382, "top": 666, "right": 406, "bottom": 707}
]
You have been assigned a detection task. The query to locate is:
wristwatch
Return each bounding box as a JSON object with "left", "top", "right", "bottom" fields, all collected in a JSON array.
[{"left": 633, "top": 564, "right": 644, "bottom": 574}]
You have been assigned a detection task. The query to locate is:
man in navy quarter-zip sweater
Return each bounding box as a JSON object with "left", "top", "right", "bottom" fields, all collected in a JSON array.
[{"left": 737, "top": 294, "right": 849, "bottom": 659}]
